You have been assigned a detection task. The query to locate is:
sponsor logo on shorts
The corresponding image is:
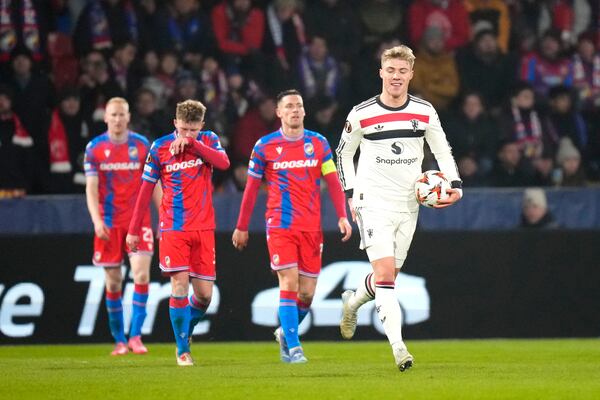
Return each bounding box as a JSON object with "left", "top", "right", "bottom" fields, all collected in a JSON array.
[
  {"left": 165, "top": 256, "right": 170, "bottom": 268},
  {"left": 375, "top": 156, "right": 418, "bottom": 166},
  {"left": 94, "top": 251, "right": 101, "bottom": 261},
  {"left": 165, "top": 158, "right": 202, "bottom": 172},
  {"left": 99, "top": 162, "right": 141, "bottom": 171},
  {"left": 273, "top": 159, "right": 318, "bottom": 170},
  {"left": 272, "top": 254, "right": 280, "bottom": 265}
]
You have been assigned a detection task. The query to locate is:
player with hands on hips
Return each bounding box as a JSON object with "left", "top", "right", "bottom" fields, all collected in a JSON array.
[
  {"left": 232, "top": 89, "right": 351, "bottom": 364},
  {"left": 336, "top": 45, "right": 462, "bottom": 371}
]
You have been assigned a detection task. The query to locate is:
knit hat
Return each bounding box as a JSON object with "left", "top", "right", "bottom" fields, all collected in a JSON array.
[
  {"left": 523, "top": 188, "right": 547, "bottom": 209},
  {"left": 556, "top": 137, "right": 580, "bottom": 165}
]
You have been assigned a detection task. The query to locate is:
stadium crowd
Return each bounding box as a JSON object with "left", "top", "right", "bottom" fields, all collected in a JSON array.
[{"left": 1, "top": 0, "right": 599, "bottom": 198}]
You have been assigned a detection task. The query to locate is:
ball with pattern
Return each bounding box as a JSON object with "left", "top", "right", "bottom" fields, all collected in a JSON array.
[{"left": 414, "top": 170, "right": 450, "bottom": 208}]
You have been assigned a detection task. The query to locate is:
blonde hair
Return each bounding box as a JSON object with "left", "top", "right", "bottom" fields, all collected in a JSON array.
[
  {"left": 381, "top": 45, "right": 416, "bottom": 69},
  {"left": 106, "top": 97, "right": 129, "bottom": 111},
  {"left": 175, "top": 100, "right": 206, "bottom": 122}
]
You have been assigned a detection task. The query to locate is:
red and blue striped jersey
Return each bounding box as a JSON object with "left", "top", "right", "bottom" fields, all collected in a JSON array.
[
  {"left": 248, "top": 129, "right": 334, "bottom": 231},
  {"left": 84, "top": 132, "right": 150, "bottom": 228},
  {"left": 143, "top": 131, "right": 224, "bottom": 231}
]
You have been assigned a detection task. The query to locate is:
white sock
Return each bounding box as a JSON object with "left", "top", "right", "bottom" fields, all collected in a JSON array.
[
  {"left": 348, "top": 272, "right": 375, "bottom": 311},
  {"left": 375, "top": 281, "right": 403, "bottom": 347}
]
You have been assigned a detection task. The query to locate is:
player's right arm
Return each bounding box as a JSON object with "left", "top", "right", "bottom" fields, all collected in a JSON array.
[
  {"left": 232, "top": 141, "right": 266, "bottom": 251},
  {"left": 127, "top": 143, "right": 161, "bottom": 251},
  {"left": 336, "top": 108, "right": 363, "bottom": 221},
  {"left": 83, "top": 142, "right": 109, "bottom": 240},
  {"left": 85, "top": 176, "right": 109, "bottom": 240}
]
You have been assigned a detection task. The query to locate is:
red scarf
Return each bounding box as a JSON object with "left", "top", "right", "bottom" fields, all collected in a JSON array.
[
  {"left": 7, "top": 112, "right": 33, "bottom": 147},
  {"left": 0, "top": 0, "right": 41, "bottom": 62},
  {"left": 48, "top": 109, "right": 71, "bottom": 173}
]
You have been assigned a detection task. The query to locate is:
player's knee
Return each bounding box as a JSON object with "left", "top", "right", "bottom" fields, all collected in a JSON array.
[
  {"left": 194, "top": 293, "right": 212, "bottom": 306},
  {"left": 133, "top": 269, "right": 150, "bottom": 285},
  {"left": 298, "top": 291, "right": 314, "bottom": 305}
]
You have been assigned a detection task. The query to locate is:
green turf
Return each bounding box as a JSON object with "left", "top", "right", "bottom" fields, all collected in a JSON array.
[{"left": 1, "top": 339, "right": 599, "bottom": 400}]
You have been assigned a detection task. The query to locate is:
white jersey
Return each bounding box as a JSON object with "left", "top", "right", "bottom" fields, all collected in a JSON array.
[{"left": 336, "top": 94, "right": 460, "bottom": 212}]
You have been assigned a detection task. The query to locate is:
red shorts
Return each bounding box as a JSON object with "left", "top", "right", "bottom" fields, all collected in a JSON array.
[
  {"left": 266, "top": 229, "right": 323, "bottom": 278},
  {"left": 159, "top": 230, "right": 216, "bottom": 280},
  {"left": 93, "top": 226, "right": 154, "bottom": 267}
]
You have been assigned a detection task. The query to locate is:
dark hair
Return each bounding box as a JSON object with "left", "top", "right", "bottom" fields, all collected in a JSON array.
[
  {"left": 276, "top": 89, "right": 302, "bottom": 103},
  {"left": 511, "top": 81, "right": 534, "bottom": 98}
]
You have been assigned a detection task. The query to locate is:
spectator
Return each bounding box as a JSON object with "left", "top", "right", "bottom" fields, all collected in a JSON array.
[
  {"left": 572, "top": 31, "right": 600, "bottom": 113},
  {"left": 135, "top": 0, "right": 170, "bottom": 54},
  {"left": 357, "top": 0, "right": 404, "bottom": 47},
  {"left": 488, "top": 140, "right": 534, "bottom": 187},
  {"left": 129, "top": 87, "right": 171, "bottom": 141},
  {"left": 154, "top": 50, "right": 182, "bottom": 107},
  {"left": 520, "top": 187, "right": 559, "bottom": 228},
  {"left": 164, "top": 0, "right": 214, "bottom": 71},
  {"left": 224, "top": 71, "right": 263, "bottom": 123},
  {"left": 443, "top": 91, "right": 499, "bottom": 174},
  {"left": 545, "top": 85, "right": 587, "bottom": 154},
  {"left": 77, "top": 50, "right": 123, "bottom": 134},
  {"left": 263, "top": 0, "right": 306, "bottom": 92},
  {"left": 73, "top": 0, "right": 140, "bottom": 57},
  {"left": 464, "top": 0, "right": 511, "bottom": 53},
  {"left": 456, "top": 28, "right": 517, "bottom": 113},
  {"left": 555, "top": 136, "right": 587, "bottom": 186},
  {"left": 500, "top": 82, "right": 551, "bottom": 161},
  {"left": 408, "top": 0, "right": 471, "bottom": 51},
  {"left": 211, "top": 0, "right": 265, "bottom": 79},
  {"left": 0, "top": 85, "right": 34, "bottom": 197},
  {"left": 47, "top": 88, "right": 90, "bottom": 193},
  {"left": 199, "top": 56, "right": 229, "bottom": 135},
  {"left": 531, "top": 154, "right": 555, "bottom": 187},
  {"left": 108, "top": 41, "right": 140, "bottom": 99},
  {"left": 304, "top": 95, "right": 343, "bottom": 145},
  {"left": 457, "top": 155, "right": 488, "bottom": 187},
  {"left": 304, "top": 0, "right": 362, "bottom": 66},
  {"left": 296, "top": 35, "right": 342, "bottom": 102},
  {"left": 520, "top": 29, "right": 573, "bottom": 97},
  {"left": 230, "top": 96, "right": 279, "bottom": 161},
  {"left": 411, "top": 26, "right": 459, "bottom": 110},
  {"left": 3, "top": 48, "right": 53, "bottom": 150}
]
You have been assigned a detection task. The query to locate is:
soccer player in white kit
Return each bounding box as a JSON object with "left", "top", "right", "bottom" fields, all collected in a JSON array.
[{"left": 336, "top": 45, "right": 463, "bottom": 371}]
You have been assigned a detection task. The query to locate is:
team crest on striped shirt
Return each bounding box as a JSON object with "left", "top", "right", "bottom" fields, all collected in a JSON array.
[
  {"left": 410, "top": 119, "right": 419, "bottom": 132},
  {"left": 128, "top": 146, "right": 138, "bottom": 159},
  {"left": 304, "top": 142, "right": 314, "bottom": 156}
]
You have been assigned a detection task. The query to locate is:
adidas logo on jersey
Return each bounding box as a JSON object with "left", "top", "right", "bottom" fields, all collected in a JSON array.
[
  {"left": 273, "top": 159, "right": 318, "bottom": 170},
  {"left": 166, "top": 158, "right": 203, "bottom": 172},
  {"left": 99, "top": 162, "right": 141, "bottom": 171}
]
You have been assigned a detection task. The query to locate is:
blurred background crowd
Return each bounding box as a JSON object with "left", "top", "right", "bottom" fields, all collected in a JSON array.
[{"left": 1, "top": 0, "right": 600, "bottom": 198}]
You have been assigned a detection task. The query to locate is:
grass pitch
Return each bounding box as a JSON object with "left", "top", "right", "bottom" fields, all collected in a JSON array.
[{"left": 1, "top": 339, "right": 599, "bottom": 400}]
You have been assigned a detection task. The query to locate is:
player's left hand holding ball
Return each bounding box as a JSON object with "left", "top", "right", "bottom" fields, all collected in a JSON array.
[{"left": 433, "top": 188, "right": 462, "bottom": 209}]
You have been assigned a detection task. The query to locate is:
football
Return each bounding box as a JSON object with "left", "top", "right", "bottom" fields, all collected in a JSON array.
[{"left": 414, "top": 170, "right": 450, "bottom": 208}]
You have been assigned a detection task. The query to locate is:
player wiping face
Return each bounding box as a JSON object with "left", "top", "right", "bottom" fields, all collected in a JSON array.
[{"left": 168, "top": 119, "right": 205, "bottom": 155}]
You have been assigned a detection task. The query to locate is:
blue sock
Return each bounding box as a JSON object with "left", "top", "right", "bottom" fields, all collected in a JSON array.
[
  {"left": 169, "top": 296, "right": 190, "bottom": 356},
  {"left": 279, "top": 290, "right": 300, "bottom": 349},
  {"left": 106, "top": 290, "right": 126, "bottom": 344},
  {"left": 129, "top": 284, "right": 149, "bottom": 338},
  {"left": 297, "top": 299, "right": 311, "bottom": 324},
  {"left": 188, "top": 295, "right": 208, "bottom": 336}
]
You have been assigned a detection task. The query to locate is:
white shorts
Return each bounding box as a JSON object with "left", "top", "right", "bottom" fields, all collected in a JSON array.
[{"left": 354, "top": 207, "right": 418, "bottom": 268}]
